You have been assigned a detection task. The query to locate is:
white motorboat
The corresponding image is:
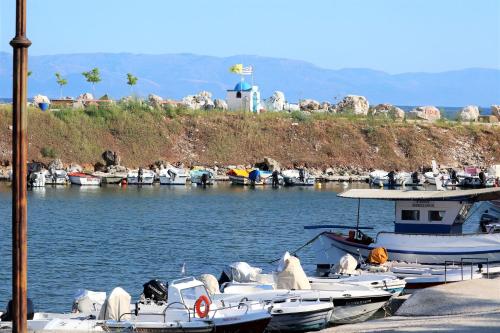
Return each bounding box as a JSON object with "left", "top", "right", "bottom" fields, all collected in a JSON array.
[
  {"left": 45, "top": 169, "right": 68, "bottom": 185},
  {"left": 307, "top": 187, "right": 500, "bottom": 270},
  {"left": 309, "top": 274, "right": 406, "bottom": 296},
  {"left": 68, "top": 172, "right": 101, "bottom": 186},
  {"left": 282, "top": 169, "right": 315, "bottom": 186},
  {"left": 127, "top": 169, "right": 155, "bottom": 185},
  {"left": 136, "top": 277, "right": 272, "bottom": 333},
  {"left": 369, "top": 170, "right": 422, "bottom": 187},
  {"left": 28, "top": 171, "right": 46, "bottom": 187},
  {"left": 216, "top": 260, "right": 391, "bottom": 326},
  {"left": 159, "top": 167, "right": 188, "bottom": 185},
  {"left": 190, "top": 169, "right": 215, "bottom": 185}
]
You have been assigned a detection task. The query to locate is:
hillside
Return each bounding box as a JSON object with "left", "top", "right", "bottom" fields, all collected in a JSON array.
[
  {"left": 0, "top": 105, "right": 499, "bottom": 172},
  {"left": 0, "top": 52, "right": 499, "bottom": 106}
]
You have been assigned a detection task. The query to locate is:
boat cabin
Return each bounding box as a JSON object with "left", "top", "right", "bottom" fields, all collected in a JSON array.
[
  {"left": 394, "top": 200, "right": 470, "bottom": 234},
  {"left": 337, "top": 188, "right": 500, "bottom": 235}
]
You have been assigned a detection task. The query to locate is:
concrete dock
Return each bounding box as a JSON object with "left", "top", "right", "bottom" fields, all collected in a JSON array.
[{"left": 322, "top": 279, "right": 500, "bottom": 332}]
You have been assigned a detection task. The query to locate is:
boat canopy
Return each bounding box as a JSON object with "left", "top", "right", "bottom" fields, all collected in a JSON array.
[
  {"left": 338, "top": 188, "right": 500, "bottom": 202},
  {"left": 227, "top": 169, "right": 249, "bottom": 177}
]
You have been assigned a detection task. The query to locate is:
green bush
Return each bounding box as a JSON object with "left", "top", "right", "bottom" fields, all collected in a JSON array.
[{"left": 41, "top": 146, "right": 57, "bottom": 158}]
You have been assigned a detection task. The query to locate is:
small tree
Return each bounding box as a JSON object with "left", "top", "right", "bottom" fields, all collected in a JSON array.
[
  {"left": 126, "top": 73, "right": 138, "bottom": 94},
  {"left": 82, "top": 67, "right": 101, "bottom": 95},
  {"left": 55, "top": 72, "right": 68, "bottom": 98}
]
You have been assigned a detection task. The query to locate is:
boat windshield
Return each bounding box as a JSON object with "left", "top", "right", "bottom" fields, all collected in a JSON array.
[{"left": 180, "top": 285, "right": 210, "bottom": 307}]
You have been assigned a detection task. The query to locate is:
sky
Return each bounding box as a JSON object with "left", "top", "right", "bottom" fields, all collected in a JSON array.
[{"left": 0, "top": 0, "right": 499, "bottom": 73}]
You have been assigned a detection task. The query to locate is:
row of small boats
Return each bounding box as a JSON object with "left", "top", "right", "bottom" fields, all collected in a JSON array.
[
  {"left": 24, "top": 167, "right": 215, "bottom": 187},
  {"left": 0, "top": 253, "right": 406, "bottom": 332},
  {"left": 227, "top": 168, "right": 316, "bottom": 186},
  {"left": 368, "top": 162, "right": 499, "bottom": 188},
  {"left": 26, "top": 167, "right": 318, "bottom": 188}
]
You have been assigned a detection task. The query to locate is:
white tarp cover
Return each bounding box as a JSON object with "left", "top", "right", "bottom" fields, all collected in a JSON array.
[
  {"left": 98, "top": 287, "right": 131, "bottom": 321},
  {"left": 226, "top": 262, "right": 262, "bottom": 282},
  {"left": 198, "top": 274, "right": 220, "bottom": 295},
  {"left": 73, "top": 289, "right": 106, "bottom": 314},
  {"left": 336, "top": 254, "right": 358, "bottom": 275},
  {"left": 276, "top": 255, "right": 311, "bottom": 290}
]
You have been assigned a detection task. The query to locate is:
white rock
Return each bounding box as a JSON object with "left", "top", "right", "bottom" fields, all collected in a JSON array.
[
  {"left": 76, "top": 93, "right": 94, "bottom": 101},
  {"left": 458, "top": 105, "right": 480, "bottom": 122},
  {"left": 371, "top": 103, "right": 405, "bottom": 119},
  {"left": 407, "top": 105, "right": 441, "bottom": 121},
  {"left": 334, "top": 95, "right": 370, "bottom": 115},
  {"left": 299, "top": 99, "right": 321, "bottom": 111},
  {"left": 148, "top": 94, "right": 163, "bottom": 109},
  {"left": 266, "top": 91, "right": 286, "bottom": 111},
  {"left": 214, "top": 99, "right": 228, "bottom": 110},
  {"left": 33, "top": 94, "right": 50, "bottom": 104}
]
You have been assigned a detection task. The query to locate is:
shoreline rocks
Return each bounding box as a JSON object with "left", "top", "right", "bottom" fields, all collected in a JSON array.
[
  {"left": 407, "top": 106, "right": 441, "bottom": 121},
  {"left": 458, "top": 105, "right": 480, "bottom": 122}
]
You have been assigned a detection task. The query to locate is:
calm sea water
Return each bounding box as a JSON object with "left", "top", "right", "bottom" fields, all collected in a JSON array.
[{"left": 0, "top": 182, "right": 484, "bottom": 313}]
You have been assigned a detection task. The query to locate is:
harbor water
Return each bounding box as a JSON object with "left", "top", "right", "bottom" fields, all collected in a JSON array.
[{"left": 0, "top": 182, "right": 485, "bottom": 313}]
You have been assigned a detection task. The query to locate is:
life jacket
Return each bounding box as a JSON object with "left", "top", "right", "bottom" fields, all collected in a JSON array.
[{"left": 368, "top": 247, "right": 388, "bottom": 265}]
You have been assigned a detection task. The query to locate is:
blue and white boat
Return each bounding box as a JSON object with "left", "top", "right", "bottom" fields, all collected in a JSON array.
[
  {"left": 190, "top": 169, "right": 215, "bottom": 185},
  {"left": 307, "top": 188, "right": 500, "bottom": 270}
]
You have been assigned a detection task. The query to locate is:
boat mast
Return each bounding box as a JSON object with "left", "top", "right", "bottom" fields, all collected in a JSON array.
[{"left": 10, "top": 0, "right": 31, "bottom": 331}]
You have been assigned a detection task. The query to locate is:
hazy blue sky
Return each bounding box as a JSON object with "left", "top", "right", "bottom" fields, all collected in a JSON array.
[{"left": 1, "top": 0, "right": 499, "bottom": 73}]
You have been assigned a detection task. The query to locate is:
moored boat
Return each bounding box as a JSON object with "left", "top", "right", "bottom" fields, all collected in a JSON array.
[
  {"left": 190, "top": 169, "right": 215, "bottom": 185},
  {"left": 308, "top": 187, "right": 500, "bottom": 271},
  {"left": 68, "top": 172, "right": 101, "bottom": 186},
  {"left": 159, "top": 167, "right": 188, "bottom": 185},
  {"left": 282, "top": 169, "right": 315, "bottom": 186},
  {"left": 127, "top": 169, "right": 155, "bottom": 185}
]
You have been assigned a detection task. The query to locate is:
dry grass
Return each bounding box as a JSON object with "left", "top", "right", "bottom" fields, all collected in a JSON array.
[{"left": 0, "top": 105, "right": 499, "bottom": 169}]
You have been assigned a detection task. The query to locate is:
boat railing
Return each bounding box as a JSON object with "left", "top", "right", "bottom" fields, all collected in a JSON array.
[{"left": 444, "top": 257, "right": 489, "bottom": 283}]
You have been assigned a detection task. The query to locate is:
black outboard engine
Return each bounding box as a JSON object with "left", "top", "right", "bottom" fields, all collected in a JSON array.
[
  {"left": 142, "top": 279, "right": 168, "bottom": 303},
  {"left": 1, "top": 299, "right": 35, "bottom": 321}
]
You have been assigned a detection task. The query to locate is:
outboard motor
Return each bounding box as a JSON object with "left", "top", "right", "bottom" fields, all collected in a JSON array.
[
  {"left": 142, "top": 279, "right": 168, "bottom": 303},
  {"left": 1, "top": 299, "right": 35, "bottom": 321}
]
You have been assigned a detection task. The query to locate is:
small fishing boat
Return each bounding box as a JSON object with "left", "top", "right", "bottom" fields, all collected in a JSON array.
[
  {"left": 369, "top": 170, "right": 421, "bottom": 187},
  {"left": 44, "top": 169, "right": 68, "bottom": 185},
  {"left": 190, "top": 169, "right": 216, "bottom": 185},
  {"left": 159, "top": 167, "right": 189, "bottom": 185},
  {"left": 127, "top": 169, "right": 155, "bottom": 185},
  {"left": 307, "top": 187, "right": 500, "bottom": 270},
  {"left": 216, "top": 260, "right": 391, "bottom": 326},
  {"left": 227, "top": 168, "right": 250, "bottom": 185},
  {"left": 135, "top": 277, "right": 272, "bottom": 333},
  {"left": 248, "top": 169, "right": 283, "bottom": 186},
  {"left": 28, "top": 171, "right": 46, "bottom": 187},
  {"left": 68, "top": 172, "right": 101, "bottom": 186},
  {"left": 282, "top": 169, "right": 315, "bottom": 186}
]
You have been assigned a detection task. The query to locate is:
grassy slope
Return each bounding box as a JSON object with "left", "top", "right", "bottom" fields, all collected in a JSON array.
[{"left": 0, "top": 105, "right": 499, "bottom": 170}]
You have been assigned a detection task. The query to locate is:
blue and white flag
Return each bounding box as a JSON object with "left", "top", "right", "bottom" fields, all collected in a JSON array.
[{"left": 241, "top": 66, "right": 253, "bottom": 76}]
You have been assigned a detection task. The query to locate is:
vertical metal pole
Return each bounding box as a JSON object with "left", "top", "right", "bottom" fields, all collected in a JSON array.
[
  {"left": 10, "top": 0, "right": 31, "bottom": 332},
  {"left": 355, "top": 198, "right": 361, "bottom": 237}
]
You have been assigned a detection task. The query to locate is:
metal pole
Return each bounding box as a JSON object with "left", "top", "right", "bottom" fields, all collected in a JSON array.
[
  {"left": 355, "top": 198, "right": 361, "bottom": 237},
  {"left": 10, "top": 0, "right": 31, "bottom": 331}
]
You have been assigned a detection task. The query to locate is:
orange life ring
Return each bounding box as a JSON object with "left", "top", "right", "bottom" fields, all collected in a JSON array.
[{"left": 194, "top": 295, "right": 211, "bottom": 318}]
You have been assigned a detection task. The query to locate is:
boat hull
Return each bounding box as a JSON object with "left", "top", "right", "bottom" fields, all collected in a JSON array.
[
  {"left": 127, "top": 176, "right": 155, "bottom": 185},
  {"left": 68, "top": 175, "right": 101, "bottom": 186},
  {"left": 330, "top": 296, "right": 390, "bottom": 324},
  {"left": 159, "top": 175, "right": 188, "bottom": 185},
  {"left": 283, "top": 176, "right": 315, "bottom": 186},
  {"left": 267, "top": 307, "right": 331, "bottom": 332},
  {"left": 313, "top": 232, "right": 500, "bottom": 267},
  {"left": 212, "top": 316, "right": 271, "bottom": 333}
]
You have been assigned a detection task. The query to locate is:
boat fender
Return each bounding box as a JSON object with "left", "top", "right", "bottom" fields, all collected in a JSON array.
[{"left": 194, "top": 295, "right": 211, "bottom": 318}]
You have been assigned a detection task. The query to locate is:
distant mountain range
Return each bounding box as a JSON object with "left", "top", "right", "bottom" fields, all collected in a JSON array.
[{"left": 0, "top": 52, "right": 499, "bottom": 106}]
